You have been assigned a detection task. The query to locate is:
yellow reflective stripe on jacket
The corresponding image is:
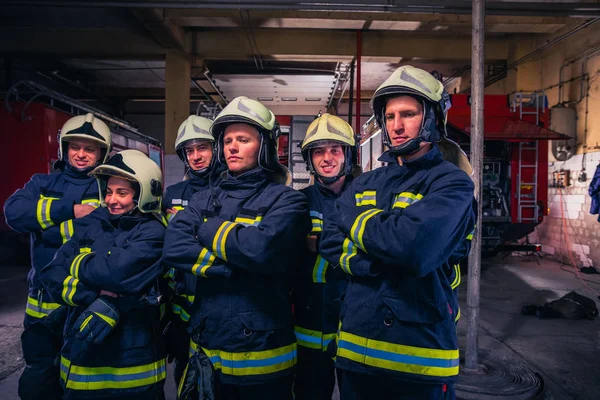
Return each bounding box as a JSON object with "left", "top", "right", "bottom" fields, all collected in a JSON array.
[
  {"left": 25, "top": 296, "right": 61, "bottom": 319},
  {"left": 60, "top": 219, "right": 75, "bottom": 244},
  {"left": 172, "top": 303, "right": 190, "bottom": 323},
  {"left": 166, "top": 206, "right": 185, "bottom": 223},
  {"left": 70, "top": 252, "right": 92, "bottom": 279},
  {"left": 191, "top": 247, "right": 216, "bottom": 277},
  {"left": 212, "top": 221, "right": 237, "bottom": 261},
  {"left": 62, "top": 276, "right": 79, "bottom": 306},
  {"left": 392, "top": 192, "right": 424, "bottom": 209},
  {"left": 310, "top": 211, "right": 323, "bottom": 233},
  {"left": 234, "top": 215, "right": 263, "bottom": 227},
  {"left": 454, "top": 308, "right": 461, "bottom": 323},
  {"left": 337, "top": 330, "right": 459, "bottom": 377},
  {"left": 312, "top": 255, "right": 329, "bottom": 283},
  {"left": 466, "top": 225, "right": 475, "bottom": 241},
  {"left": 294, "top": 326, "right": 336, "bottom": 351},
  {"left": 62, "top": 357, "right": 166, "bottom": 390},
  {"left": 81, "top": 199, "right": 101, "bottom": 208},
  {"left": 450, "top": 264, "right": 461, "bottom": 289},
  {"left": 350, "top": 209, "right": 383, "bottom": 252},
  {"left": 189, "top": 341, "right": 297, "bottom": 377},
  {"left": 355, "top": 191, "right": 376, "bottom": 207},
  {"left": 36, "top": 195, "right": 59, "bottom": 229},
  {"left": 339, "top": 238, "right": 357, "bottom": 275}
]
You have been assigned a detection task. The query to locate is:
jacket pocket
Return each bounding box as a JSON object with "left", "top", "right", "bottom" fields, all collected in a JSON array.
[{"left": 381, "top": 293, "right": 446, "bottom": 325}]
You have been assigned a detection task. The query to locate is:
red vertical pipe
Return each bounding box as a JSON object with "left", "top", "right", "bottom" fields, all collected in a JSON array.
[{"left": 356, "top": 30, "right": 362, "bottom": 135}]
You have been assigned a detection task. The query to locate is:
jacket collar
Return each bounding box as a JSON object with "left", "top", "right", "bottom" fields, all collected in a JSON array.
[
  {"left": 219, "top": 167, "right": 269, "bottom": 198},
  {"left": 378, "top": 143, "right": 443, "bottom": 170}
]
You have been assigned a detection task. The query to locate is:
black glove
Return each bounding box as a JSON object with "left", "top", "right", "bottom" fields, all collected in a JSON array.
[{"left": 177, "top": 347, "right": 217, "bottom": 400}]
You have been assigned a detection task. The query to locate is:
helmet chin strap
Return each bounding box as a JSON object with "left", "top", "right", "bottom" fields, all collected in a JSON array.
[{"left": 387, "top": 136, "right": 423, "bottom": 157}]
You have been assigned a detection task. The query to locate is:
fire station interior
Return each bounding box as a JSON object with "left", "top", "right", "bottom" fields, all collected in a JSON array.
[{"left": 1, "top": 1, "right": 600, "bottom": 399}]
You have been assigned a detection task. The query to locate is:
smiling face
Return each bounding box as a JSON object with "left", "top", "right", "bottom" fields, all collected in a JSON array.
[
  {"left": 223, "top": 123, "right": 261, "bottom": 175},
  {"left": 311, "top": 142, "right": 345, "bottom": 179},
  {"left": 67, "top": 139, "right": 102, "bottom": 170},
  {"left": 384, "top": 95, "right": 424, "bottom": 148},
  {"left": 105, "top": 176, "right": 136, "bottom": 215},
  {"left": 184, "top": 140, "right": 213, "bottom": 171}
]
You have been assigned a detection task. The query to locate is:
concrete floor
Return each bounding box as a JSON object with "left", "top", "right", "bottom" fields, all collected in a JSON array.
[{"left": 0, "top": 255, "right": 598, "bottom": 399}]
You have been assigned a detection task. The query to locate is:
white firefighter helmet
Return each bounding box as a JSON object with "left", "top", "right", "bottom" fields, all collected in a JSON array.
[
  {"left": 371, "top": 65, "right": 451, "bottom": 155},
  {"left": 211, "top": 96, "right": 289, "bottom": 184},
  {"left": 301, "top": 113, "right": 360, "bottom": 183},
  {"left": 59, "top": 113, "right": 112, "bottom": 164},
  {"left": 89, "top": 149, "right": 163, "bottom": 214}
]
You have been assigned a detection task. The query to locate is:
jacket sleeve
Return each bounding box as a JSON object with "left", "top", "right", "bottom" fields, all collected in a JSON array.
[
  {"left": 4, "top": 174, "right": 75, "bottom": 233},
  {"left": 195, "top": 189, "right": 312, "bottom": 276},
  {"left": 319, "top": 204, "right": 381, "bottom": 278},
  {"left": 162, "top": 206, "right": 232, "bottom": 279},
  {"left": 40, "top": 235, "right": 98, "bottom": 308},
  {"left": 336, "top": 171, "right": 475, "bottom": 277},
  {"left": 74, "top": 223, "right": 166, "bottom": 296}
]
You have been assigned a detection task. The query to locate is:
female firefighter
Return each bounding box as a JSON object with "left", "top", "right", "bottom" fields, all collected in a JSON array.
[
  {"left": 162, "top": 96, "right": 311, "bottom": 400},
  {"left": 40, "top": 149, "right": 167, "bottom": 400}
]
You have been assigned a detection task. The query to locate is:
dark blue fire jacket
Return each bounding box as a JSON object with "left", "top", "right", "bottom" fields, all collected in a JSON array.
[
  {"left": 320, "top": 145, "right": 476, "bottom": 384},
  {"left": 39, "top": 207, "right": 167, "bottom": 398},
  {"left": 162, "top": 168, "right": 311, "bottom": 385},
  {"left": 4, "top": 166, "right": 100, "bottom": 326}
]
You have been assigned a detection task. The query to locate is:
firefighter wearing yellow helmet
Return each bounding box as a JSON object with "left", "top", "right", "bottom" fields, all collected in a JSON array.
[
  {"left": 319, "top": 66, "right": 476, "bottom": 399},
  {"left": 162, "top": 115, "right": 225, "bottom": 387},
  {"left": 292, "top": 113, "right": 360, "bottom": 399},
  {"left": 163, "top": 97, "right": 311, "bottom": 399},
  {"left": 4, "top": 113, "right": 113, "bottom": 400},
  {"left": 40, "top": 149, "right": 168, "bottom": 400}
]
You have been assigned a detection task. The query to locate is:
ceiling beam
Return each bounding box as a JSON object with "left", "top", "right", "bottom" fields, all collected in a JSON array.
[
  {"left": 132, "top": 8, "right": 188, "bottom": 51},
  {"left": 193, "top": 29, "right": 509, "bottom": 62},
  {"left": 3, "top": 1, "right": 599, "bottom": 17},
  {"left": 166, "top": 8, "right": 571, "bottom": 26},
  {"left": 0, "top": 28, "right": 167, "bottom": 58}
]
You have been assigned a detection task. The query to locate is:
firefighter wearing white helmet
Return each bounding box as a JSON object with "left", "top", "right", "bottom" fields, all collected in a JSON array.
[
  {"left": 40, "top": 149, "right": 167, "bottom": 399},
  {"left": 293, "top": 113, "right": 361, "bottom": 400},
  {"left": 319, "top": 66, "right": 476, "bottom": 399},
  {"left": 162, "top": 115, "right": 225, "bottom": 387},
  {"left": 4, "top": 112, "right": 112, "bottom": 400},
  {"left": 163, "top": 96, "right": 311, "bottom": 399}
]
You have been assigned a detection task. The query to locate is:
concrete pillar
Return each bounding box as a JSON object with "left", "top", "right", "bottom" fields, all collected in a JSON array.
[{"left": 165, "top": 51, "right": 190, "bottom": 154}]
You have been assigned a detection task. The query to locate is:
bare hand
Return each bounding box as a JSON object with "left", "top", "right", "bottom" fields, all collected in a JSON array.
[
  {"left": 99, "top": 290, "right": 119, "bottom": 298},
  {"left": 306, "top": 235, "right": 318, "bottom": 253},
  {"left": 74, "top": 204, "right": 96, "bottom": 219},
  {"left": 166, "top": 208, "right": 178, "bottom": 215}
]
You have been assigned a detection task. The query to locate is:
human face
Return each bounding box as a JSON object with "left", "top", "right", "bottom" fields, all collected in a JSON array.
[
  {"left": 223, "top": 124, "right": 260, "bottom": 176},
  {"left": 311, "top": 142, "right": 345, "bottom": 179},
  {"left": 105, "top": 176, "right": 136, "bottom": 215},
  {"left": 185, "top": 140, "right": 213, "bottom": 171},
  {"left": 67, "top": 139, "right": 102, "bottom": 170},
  {"left": 384, "top": 96, "right": 424, "bottom": 148}
]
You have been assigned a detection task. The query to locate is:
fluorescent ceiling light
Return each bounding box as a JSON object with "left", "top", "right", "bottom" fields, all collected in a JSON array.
[
  {"left": 305, "top": 97, "right": 322, "bottom": 101},
  {"left": 257, "top": 97, "right": 273, "bottom": 101},
  {"left": 281, "top": 97, "right": 297, "bottom": 101}
]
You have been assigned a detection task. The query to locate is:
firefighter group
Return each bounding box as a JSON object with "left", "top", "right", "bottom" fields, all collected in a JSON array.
[{"left": 4, "top": 66, "right": 476, "bottom": 400}]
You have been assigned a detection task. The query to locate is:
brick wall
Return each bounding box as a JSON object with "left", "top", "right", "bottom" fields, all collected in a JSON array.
[{"left": 534, "top": 152, "right": 600, "bottom": 267}]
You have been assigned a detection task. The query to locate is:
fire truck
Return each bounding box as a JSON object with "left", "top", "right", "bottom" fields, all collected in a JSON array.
[
  {"left": 358, "top": 92, "right": 570, "bottom": 255},
  {"left": 0, "top": 81, "right": 164, "bottom": 263}
]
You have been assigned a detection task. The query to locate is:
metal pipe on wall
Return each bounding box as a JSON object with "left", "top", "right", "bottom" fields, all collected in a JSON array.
[
  {"left": 465, "top": 0, "right": 485, "bottom": 372},
  {"left": 356, "top": 30, "right": 362, "bottom": 136},
  {"left": 348, "top": 59, "right": 355, "bottom": 127}
]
